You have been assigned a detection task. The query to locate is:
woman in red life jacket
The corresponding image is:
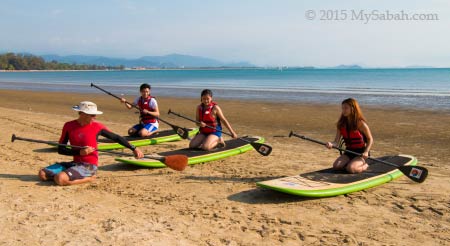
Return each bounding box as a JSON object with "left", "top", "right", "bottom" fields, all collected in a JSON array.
[
  {"left": 326, "top": 98, "right": 373, "bottom": 173},
  {"left": 189, "top": 89, "right": 238, "bottom": 151},
  {"left": 120, "top": 83, "right": 160, "bottom": 137}
]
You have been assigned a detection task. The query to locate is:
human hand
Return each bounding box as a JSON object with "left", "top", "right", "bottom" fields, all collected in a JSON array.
[
  {"left": 362, "top": 151, "right": 369, "bottom": 159},
  {"left": 325, "top": 142, "right": 334, "bottom": 149},
  {"left": 133, "top": 148, "right": 144, "bottom": 159},
  {"left": 80, "top": 146, "right": 95, "bottom": 155}
]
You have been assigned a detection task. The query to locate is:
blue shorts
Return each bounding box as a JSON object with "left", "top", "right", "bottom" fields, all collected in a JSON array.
[
  {"left": 133, "top": 122, "right": 159, "bottom": 133},
  {"left": 212, "top": 125, "right": 222, "bottom": 137},
  {"left": 200, "top": 125, "right": 222, "bottom": 138},
  {"left": 43, "top": 162, "right": 97, "bottom": 181}
]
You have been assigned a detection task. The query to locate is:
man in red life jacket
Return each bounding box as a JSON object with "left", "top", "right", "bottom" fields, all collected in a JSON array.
[
  {"left": 120, "top": 83, "right": 160, "bottom": 137},
  {"left": 38, "top": 101, "right": 144, "bottom": 186},
  {"left": 189, "top": 89, "right": 238, "bottom": 151}
]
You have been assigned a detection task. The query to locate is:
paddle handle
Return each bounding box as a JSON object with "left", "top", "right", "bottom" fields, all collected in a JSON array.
[
  {"left": 91, "top": 82, "right": 139, "bottom": 109},
  {"left": 289, "top": 131, "right": 399, "bottom": 169},
  {"left": 91, "top": 83, "right": 123, "bottom": 101},
  {"left": 12, "top": 134, "right": 76, "bottom": 148}
]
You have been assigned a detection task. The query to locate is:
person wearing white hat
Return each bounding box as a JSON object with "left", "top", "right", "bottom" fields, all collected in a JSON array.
[{"left": 38, "top": 101, "right": 144, "bottom": 186}]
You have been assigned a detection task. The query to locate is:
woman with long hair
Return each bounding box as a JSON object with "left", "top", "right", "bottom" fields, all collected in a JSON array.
[
  {"left": 326, "top": 98, "right": 373, "bottom": 173},
  {"left": 189, "top": 89, "right": 238, "bottom": 151}
]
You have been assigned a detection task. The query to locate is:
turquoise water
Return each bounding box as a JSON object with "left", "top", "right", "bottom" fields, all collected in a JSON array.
[{"left": 0, "top": 68, "right": 449, "bottom": 110}]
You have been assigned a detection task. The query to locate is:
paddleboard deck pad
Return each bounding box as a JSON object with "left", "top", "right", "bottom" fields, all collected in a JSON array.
[
  {"left": 115, "top": 136, "right": 264, "bottom": 167},
  {"left": 96, "top": 128, "right": 198, "bottom": 150},
  {"left": 257, "top": 155, "right": 417, "bottom": 197}
]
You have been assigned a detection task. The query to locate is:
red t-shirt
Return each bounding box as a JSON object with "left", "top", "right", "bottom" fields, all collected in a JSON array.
[{"left": 59, "top": 120, "right": 108, "bottom": 165}]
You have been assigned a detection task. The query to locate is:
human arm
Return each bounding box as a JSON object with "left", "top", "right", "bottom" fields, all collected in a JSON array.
[
  {"left": 359, "top": 121, "right": 373, "bottom": 159},
  {"left": 100, "top": 129, "right": 144, "bottom": 158},
  {"left": 326, "top": 128, "right": 341, "bottom": 149},
  {"left": 120, "top": 97, "right": 134, "bottom": 109},
  {"left": 57, "top": 130, "right": 82, "bottom": 156},
  {"left": 141, "top": 98, "right": 160, "bottom": 118},
  {"left": 215, "top": 106, "right": 237, "bottom": 138}
]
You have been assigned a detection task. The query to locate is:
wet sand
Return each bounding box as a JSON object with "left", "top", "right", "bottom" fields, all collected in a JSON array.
[{"left": 0, "top": 89, "right": 449, "bottom": 245}]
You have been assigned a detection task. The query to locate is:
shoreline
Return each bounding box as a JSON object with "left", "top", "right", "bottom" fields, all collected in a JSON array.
[
  {"left": 0, "top": 67, "right": 263, "bottom": 72},
  {"left": 2, "top": 67, "right": 450, "bottom": 72},
  {"left": 1, "top": 88, "right": 450, "bottom": 113}
]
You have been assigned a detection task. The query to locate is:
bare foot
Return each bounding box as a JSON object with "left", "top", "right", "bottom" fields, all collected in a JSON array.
[{"left": 217, "top": 140, "right": 226, "bottom": 148}]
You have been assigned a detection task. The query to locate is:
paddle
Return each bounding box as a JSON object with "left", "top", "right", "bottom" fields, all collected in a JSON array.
[
  {"left": 11, "top": 134, "right": 188, "bottom": 171},
  {"left": 90, "top": 83, "right": 190, "bottom": 139},
  {"left": 168, "top": 109, "right": 272, "bottom": 156},
  {"left": 288, "top": 131, "right": 428, "bottom": 183}
]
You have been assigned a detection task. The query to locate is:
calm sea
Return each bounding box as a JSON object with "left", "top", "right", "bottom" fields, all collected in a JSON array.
[{"left": 0, "top": 68, "right": 449, "bottom": 110}]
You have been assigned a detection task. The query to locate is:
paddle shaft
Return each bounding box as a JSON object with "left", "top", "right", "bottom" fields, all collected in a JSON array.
[
  {"left": 290, "top": 132, "right": 402, "bottom": 169},
  {"left": 10, "top": 134, "right": 162, "bottom": 160},
  {"left": 90, "top": 83, "right": 179, "bottom": 128},
  {"left": 97, "top": 149, "right": 163, "bottom": 160},
  {"left": 168, "top": 109, "right": 272, "bottom": 156},
  {"left": 168, "top": 109, "right": 237, "bottom": 139}
]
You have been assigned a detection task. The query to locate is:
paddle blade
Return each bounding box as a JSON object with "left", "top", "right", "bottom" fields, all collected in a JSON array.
[
  {"left": 399, "top": 165, "right": 428, "bottom": 183},
  {"left": 173, "top": 126, "right": 189, "bottom": 139},
  {"left": 161, "top": 155, "right": 188, "bottom": 171},
  {"left": 251, "top": 142, "right": 272, "bottom": 156}
]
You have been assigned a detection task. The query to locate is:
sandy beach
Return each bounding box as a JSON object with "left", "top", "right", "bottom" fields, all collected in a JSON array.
[{"left": 0, "top": 89, "right": 449, "bottom": 245}]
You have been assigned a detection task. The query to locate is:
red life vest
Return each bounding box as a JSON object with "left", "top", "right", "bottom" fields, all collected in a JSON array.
[
  {"left": 138, "top": 96, "right": 157, "bottom": 124},
  {"left": 198, "top": 102, "right": 220, "bottom": 134},
  {"left": 340, "top": 126, "right": 366, "bottom": 149},
  {"left": 59, "top": 120, "right": 107, "bottom": 166}
]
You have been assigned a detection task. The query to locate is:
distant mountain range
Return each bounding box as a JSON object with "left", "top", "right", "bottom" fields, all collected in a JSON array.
[
  {"left": 329, "top": 64, "right": 363, "bottom": 69},
  {"left": 41, "top": 53, "right": 254, "bottom": 68},
  {"left": 4, "top": 52, "right": 439, "bottom": 69}
]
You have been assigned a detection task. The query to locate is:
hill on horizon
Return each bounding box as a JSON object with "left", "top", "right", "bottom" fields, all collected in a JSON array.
[{"left": 41, "top": 53, "right": 254, "bottom": 68}]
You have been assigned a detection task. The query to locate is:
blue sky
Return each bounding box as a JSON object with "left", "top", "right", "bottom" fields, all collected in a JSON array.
[{"left": 1, "top": 0, "right": 449, "bottom": 67}]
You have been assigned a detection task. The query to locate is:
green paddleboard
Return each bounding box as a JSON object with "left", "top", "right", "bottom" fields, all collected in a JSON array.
[
  {"left": 97, "top": 128, "right": 198, "bottom": 150},
  {"left": 115, "top": 136, "right": 265, "bottom": 167},
  {"left": 256, "top": 155, "right": 417, "bottom": 197}
]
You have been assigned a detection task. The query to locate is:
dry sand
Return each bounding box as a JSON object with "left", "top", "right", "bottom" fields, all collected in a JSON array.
[{"left": 0, "top": 89, "right": 449, "bottom": 245}]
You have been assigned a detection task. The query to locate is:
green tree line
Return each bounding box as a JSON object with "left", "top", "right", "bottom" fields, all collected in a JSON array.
[{"left": 0, "top": 53, "right": 124, "bottom": 70}]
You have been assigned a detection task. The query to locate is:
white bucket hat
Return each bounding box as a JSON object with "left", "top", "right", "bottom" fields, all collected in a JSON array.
[{"left": 72, "top": 101, "right": 103, "bottom": 115}]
